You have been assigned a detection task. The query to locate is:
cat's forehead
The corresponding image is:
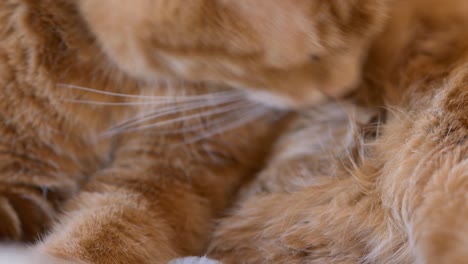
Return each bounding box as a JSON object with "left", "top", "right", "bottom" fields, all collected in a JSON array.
[{"left": 224, "top": 0, "right": 387, "bottom": 49}]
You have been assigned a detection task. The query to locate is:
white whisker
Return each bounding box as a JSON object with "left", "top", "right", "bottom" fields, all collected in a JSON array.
[
  {"left": 59, "top": 83, "right": 241, "bottom": 101},
  {"left": 109, "top": 95, "right": 245, "bottom": 132},
  {"left": 103, "top": 100, "right": 254, "bottom": 137},
  {"left": 180, "top": 106, "right": 270, "bottom": 145},
  {"left": 63, "top": 99, "right": 170, "bottom": 106},
  {"left": 156, "top": 105, "right": 260, "bottom": 136}
]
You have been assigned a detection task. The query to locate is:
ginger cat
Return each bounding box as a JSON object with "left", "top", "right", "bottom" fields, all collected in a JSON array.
[
  {"left": 0, "top": 0, "right": 388, "bottom": 263},
  {"left": 208, "top": 0, "right": 468, "bottom": 263}
]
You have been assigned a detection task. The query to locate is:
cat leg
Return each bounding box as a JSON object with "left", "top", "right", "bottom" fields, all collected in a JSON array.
[
  {"left": 208, "top": 103, "right": 389, "bottom": 263},
  {"left": 33, "top": 169, "right": 208, "bottom": 263},
  {"left": 0, "top": 182, "right": 58, "bottom": 242},
  {"left": 208, "top": 176, "right": 403, "bottom": 264},
  {"left": 30, "top": 130, "right": 275, "bottom": 264},
  {"left": 0, "top": 132, "right": 87, "bottom": 242},
  {"left": 374, "top": 82, "right": 468, "bottom": 263},
  {"left": 379, "top": 137, "right": 468, "bottom": 264},
  {"left": 237, "top": 102, "right": 377, "bottom": 199}
]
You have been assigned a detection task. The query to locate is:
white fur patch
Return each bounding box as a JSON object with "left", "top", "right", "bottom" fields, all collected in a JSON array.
[
  {"left": 0, "top": 246, "right": 220, "bottom": 264},
  {"left": 247, "top": 90, "right": 298, "bottom": 109},
  {"left": 168, "top": 257, "right": 222, "bottom": 264},
  {"left": 0, "top": 245, "right": 74, "bottom": 264}
]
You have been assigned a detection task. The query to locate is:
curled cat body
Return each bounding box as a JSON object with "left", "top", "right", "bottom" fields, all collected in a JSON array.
[
  {"left": 208, "top": 0, "right": 468, "bottom": 263},
  {"left": 0, "top": 0, "right": 389, "bottom": 263}
]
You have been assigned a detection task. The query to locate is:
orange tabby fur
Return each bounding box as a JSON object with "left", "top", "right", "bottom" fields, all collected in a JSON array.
[
  {"left": 0, "top": 0, "right": 388, "bottom": 263},
  {"left": 77, "top": 0, "right": 389, "bottom": 108},
  {"left": 208, "top": 0, "right": 468, "bottom": 263}
]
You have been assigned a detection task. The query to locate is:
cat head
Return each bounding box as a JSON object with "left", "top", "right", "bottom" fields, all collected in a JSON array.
[{"left": 79, "top": 0, "right": 389, "bottom": 109}]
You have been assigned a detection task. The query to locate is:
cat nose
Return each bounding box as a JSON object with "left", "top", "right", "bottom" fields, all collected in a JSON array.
[{"left": 293, "top": 89, "right": 330, "bottom": 109}]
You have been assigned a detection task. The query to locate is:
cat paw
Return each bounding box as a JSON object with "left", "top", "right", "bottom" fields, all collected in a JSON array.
[
  {"left": 0, "top": 186, "right": 56, "bottom": 241},
  {"left": 168, "top": 257, "right": 222, "bottom": 264}
]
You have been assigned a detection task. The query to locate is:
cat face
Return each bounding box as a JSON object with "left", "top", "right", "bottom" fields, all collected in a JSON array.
[{"left": 79, "top": 0, "right": 389, "bottom": 109}]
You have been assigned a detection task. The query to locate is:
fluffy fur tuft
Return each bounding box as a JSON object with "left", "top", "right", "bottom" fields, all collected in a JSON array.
[
  {"left": 1, "top": 0, "right": 467, "bottom": 263},
  {"left": 0, "top": 0, "right": 388, "bottom": 262},
  {"left": 208, "top": 0, "right": 468, "bottom": 263}
]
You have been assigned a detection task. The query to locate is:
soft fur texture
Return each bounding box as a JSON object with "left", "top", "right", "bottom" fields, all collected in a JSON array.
[
  {"left": 0, "top": 0, "right": 388, "bottom": 263},
  {"left": 0, "top": 0, "right": 467, "bottom": 263},
  {"left": 77, "top": 0, "right": 388, "bottom": 108},
  {"left": 208, "top": 0, "right": 468, "bottom": 263}
]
